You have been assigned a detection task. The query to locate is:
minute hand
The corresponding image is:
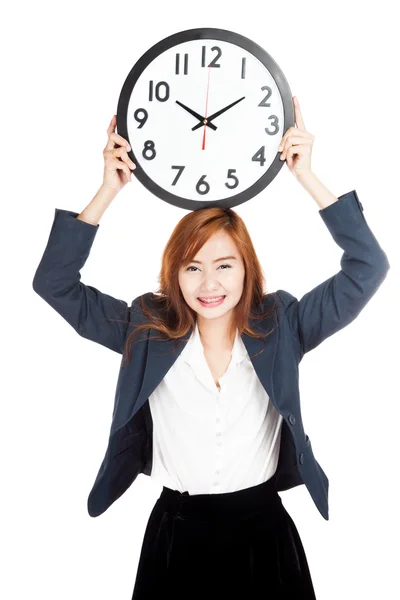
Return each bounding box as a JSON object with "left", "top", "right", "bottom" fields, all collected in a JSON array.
[{"left": 191, "top": 96, "right": 246, "bottom": 131}]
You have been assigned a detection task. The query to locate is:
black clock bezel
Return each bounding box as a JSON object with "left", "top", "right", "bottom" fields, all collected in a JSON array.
[{"left": 117, "top": 27, "right": 295, "bottom": 211}]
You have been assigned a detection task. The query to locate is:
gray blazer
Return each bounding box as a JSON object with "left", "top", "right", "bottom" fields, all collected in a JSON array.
[{"left": 32, "top": 190, "right": 390, "bottom": 520}]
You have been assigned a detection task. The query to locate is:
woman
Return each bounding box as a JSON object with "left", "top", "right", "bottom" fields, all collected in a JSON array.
[{"left": 33, "top": 98, "right": 390, "bottom": 600}]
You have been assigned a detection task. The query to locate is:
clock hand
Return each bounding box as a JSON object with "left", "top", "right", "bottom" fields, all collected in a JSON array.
[
  {"left": 175, "top": 100, "right": 217, "bottom": 131},
  {"left": 192, "top": 96, "right": 246, "bottom": 131},
  {"left": 202, "top": 65, "right": 212, "bottom": 151}
]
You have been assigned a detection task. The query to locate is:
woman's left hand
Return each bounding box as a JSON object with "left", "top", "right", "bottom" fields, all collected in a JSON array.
[{"left": 278, "top": 96, "right": 314, "bottom": 179}]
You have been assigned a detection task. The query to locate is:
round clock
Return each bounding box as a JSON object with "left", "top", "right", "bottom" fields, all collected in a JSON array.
[{"left": 116, "top": 27, "right": 295, "bottom": 210}]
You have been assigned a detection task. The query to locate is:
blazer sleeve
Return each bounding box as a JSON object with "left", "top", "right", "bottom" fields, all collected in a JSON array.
[
  {"left": 32, "top": 208, "right": 134, "bottom": 355},
  {"left": 276, "top": 190, "right": 390, "bottom": 356}
]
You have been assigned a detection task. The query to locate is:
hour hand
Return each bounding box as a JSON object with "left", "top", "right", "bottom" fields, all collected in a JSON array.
[{"left": 175, "top": 100, "right": 218, "bottom": 131}]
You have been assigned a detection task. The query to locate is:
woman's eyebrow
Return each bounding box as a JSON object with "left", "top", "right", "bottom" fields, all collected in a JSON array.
[{"left": 190, "top": 256, "right": 237, "bottom": 264}]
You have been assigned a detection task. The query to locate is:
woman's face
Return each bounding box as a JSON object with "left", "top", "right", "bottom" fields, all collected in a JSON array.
[{"left": 178, "top": 231, "right": 245, "bottom": 319}]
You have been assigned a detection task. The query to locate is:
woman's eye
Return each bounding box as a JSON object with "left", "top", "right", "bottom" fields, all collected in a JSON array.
[{"left": 186, "top": 264, "right": 232, "bottom": 272}]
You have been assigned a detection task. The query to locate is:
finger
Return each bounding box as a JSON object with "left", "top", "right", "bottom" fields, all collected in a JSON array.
[
  {"left": 105, "top": 131, "right": 131, "bottom": 154},
  {"left": 279, "top": 136, "right": 311, "bottom": 158},
  {"left": 293, "top": 96, "right": 306, "bottom": 131},
  {"left": 106, "top": 146, "right": 136, "bottom": 170},
  {"left": 105, "top": 114, "right": 130, "bottom": 151},
  {"left": 285, "top": 143, "right": 310, "bottom": 162},
  {"left": 105, "top": 154, "right": 132, "bottom": 180},
  {"left": 281, "top": 135, "right": 311, "bottom": 148},
  {"left": 106, "top": 114, "right": 117, "bottom": 144},
  {"left": 278, "top": 128, "right": 310, "bottom": 150}
]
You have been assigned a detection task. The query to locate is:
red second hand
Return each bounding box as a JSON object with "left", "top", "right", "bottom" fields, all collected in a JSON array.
[{"left": 202, "top": 66, "right": 211, "bottom": 151}]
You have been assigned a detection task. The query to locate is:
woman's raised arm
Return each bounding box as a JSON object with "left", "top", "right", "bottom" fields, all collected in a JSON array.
[{"left": 32, "top": 115, "right": 138, "bottom": 354}]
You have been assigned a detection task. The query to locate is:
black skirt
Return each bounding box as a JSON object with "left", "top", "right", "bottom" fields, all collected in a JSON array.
[{"left": 131, "top": 473, "right": 317, "bottom": 599}]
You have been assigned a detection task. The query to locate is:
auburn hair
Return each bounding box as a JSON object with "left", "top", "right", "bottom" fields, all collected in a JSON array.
[{"left": 119, "top": 205, "right": 278, "bottom": 368}]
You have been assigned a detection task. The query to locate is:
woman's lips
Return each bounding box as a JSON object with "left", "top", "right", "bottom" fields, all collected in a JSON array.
[{"left": 197, "top": 295, "right": 226, "bottom": 307}]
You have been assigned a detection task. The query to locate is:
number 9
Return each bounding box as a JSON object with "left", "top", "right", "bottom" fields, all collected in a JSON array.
[{"left": 134, "top": 108, "right": 148, "bottom": 128}]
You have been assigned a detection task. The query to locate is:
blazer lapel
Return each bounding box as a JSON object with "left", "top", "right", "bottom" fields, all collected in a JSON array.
[{"left": 132, "top": 301, "right": 280, "bottom": 418}]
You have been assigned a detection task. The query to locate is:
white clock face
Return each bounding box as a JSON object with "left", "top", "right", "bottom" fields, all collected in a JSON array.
[{"left": 125, "top": 37, "right": 286, "bottom": 204}]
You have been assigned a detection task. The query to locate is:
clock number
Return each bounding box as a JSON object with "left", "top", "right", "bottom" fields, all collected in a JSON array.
[
  {"left": 149, "top": 80, "right": 170, "bottom": 102},
  {"left": 142, "top": 140, "right": 156, "bottom": 160},
  {"left": 225, "top": 169, "right": 239, "bottom": 189},
  {"left": 252, "top": 146, "right": 266, "bottom": 167},
  {"left": 175, "top": 53, "right": 189, "bottom": 75},
  {"left": 196, "top": 175, "right": 210, "bottom": 195},
  {"left": 258, "top": 86, "right": 272, "bottom": 107},
  {"left": 265, "top": 115, "right": 279, "bottom": 135},
  {"left": 201, "top": 45, "right": 222, "bottom": 68},
  {"left": 171, "top": 165, "right": 185, "bottom": 185},
  {"left": 134, "top": 108, "right": 148, "bottom": 128},
  {"left": 241, "top": 57, "right": 246, "bottom": 79}
]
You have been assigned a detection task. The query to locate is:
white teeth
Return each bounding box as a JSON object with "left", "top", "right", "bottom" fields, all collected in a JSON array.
[{"left": 199, "top": 296, "right": 224, "bottom": 303}]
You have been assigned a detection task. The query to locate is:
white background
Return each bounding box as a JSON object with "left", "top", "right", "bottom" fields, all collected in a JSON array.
[{"left": 2, "top": 1, "right": 398, "bottom": 599}]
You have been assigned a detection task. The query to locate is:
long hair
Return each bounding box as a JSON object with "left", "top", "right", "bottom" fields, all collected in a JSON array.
[{"left": 120, "top": 205, "right": 278, "bottom": 368}]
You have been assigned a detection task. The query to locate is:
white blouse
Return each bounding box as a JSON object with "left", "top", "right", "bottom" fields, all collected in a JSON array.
[{"left": 148, "top": 320, "right": 283, "bottom": 494}]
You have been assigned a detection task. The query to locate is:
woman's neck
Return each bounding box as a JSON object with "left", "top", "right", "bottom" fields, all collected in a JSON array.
[{"left": 196, "top": 316, "right": 236, "bottom": 353}]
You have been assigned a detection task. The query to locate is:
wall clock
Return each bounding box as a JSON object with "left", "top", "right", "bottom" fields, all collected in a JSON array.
[{"left": 116, "top": 27, "right": 295, "bottom": 210}]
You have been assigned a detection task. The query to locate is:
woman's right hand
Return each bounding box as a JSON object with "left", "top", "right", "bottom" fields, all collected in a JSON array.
[{"left": 102, "top": 114, "right": 137, "bottom": 194}]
